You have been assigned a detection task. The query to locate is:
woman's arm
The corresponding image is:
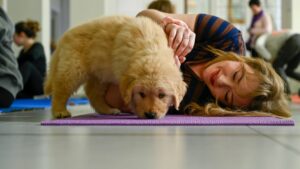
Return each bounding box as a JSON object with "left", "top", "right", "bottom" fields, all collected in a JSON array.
[
  {"left": 137, "top": 9, "right": 197, "bottom": 61},
  {"left": 137, "top": 9, "right": 197, "bottom": 31}
]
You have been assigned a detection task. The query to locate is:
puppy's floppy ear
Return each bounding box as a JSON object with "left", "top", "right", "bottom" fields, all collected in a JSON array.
[
  {"left": 119, "top": 75, "right": 136, "bottom": 105},
  {"left": 172, "top": 80, "right": 187, "bottom": 110}
]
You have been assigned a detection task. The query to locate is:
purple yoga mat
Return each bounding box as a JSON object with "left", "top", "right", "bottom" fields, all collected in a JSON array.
[{"left": 41, "top": 113, "right": 295, "bottom": 126}]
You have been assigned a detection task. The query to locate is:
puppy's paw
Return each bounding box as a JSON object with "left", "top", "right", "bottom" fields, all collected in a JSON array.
[
  {"left": 109, "top": 108, "right": 122, "bottom": 115},
  {"left": 96, "top": 107, "right": 121, "bottom": 115},
  {"left": 52, "top": 110, "right": 71, "bottom": 119}
]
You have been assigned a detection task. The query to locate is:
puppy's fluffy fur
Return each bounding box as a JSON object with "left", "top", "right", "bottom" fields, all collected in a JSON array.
[{"left": 44, "top": 16, "right": 186, "bottom": 119}]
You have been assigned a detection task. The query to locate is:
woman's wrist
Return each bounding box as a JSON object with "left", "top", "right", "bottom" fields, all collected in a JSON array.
[
  {"left": 160, "top": 17, "right": 195, "bottom": 61},
  {"left": 104, "top": 84, "right": 123, "bottom": 109},
  {"left": 104, "top": 84, "right": 132, "bottom": 113}
]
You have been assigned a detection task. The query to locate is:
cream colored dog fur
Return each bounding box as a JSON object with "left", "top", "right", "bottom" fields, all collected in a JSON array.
[{"left": 44, "top": 16, "right": 187, "bottom": 119}]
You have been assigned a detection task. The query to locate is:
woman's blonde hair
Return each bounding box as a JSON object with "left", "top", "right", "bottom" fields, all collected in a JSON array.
[{"left": 185, "top": 47, "right": 291, "bottom": 118}]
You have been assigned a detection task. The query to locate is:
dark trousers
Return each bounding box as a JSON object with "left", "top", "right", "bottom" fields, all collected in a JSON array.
[
  {"left": 0, "top": 86, "right": 14, "bottom": 108},
  {"left": 273, "top": 34, "right": 300, "bottom": 94},
  {"left": 246, "top": 40, "right": 259, "bottom": 58},
  {"left": 17, "top": 61, "right": 44, "bottom": 98},
  {"left": 250, "top": 49, "right": 259, "bottom": 58}
]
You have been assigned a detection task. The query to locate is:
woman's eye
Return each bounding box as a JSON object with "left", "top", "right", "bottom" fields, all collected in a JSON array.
[
  {"left": 225, "top": 90, "right": 232, "bottom": 105},
  {"left": 233, "top": 69, "right": 243, "bottom": 84},
  {"left": 139, "top": 92, "right": 145, "bottom": 98},
  {"left": 233, "top": 71, "right": 238, "bottom": 82},
  {"left": 158, "top": 93, "right": 166, "bottom": 99},
  {"left": 225, "top": 91, "right": 229, "bottom": 103}
]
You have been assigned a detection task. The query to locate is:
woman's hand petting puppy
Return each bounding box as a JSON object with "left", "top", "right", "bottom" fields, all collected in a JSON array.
[{"left": 160, "top": 16, "right": 195, "bottom": 66}]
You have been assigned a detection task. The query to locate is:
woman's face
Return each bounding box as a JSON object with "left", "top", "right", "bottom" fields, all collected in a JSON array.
[
  {"left": 250, "top": 5, "right": 261, "bottom": 14},
  {"left": 13, "top": 33, "right": 25, "bottom": 46},
  {"left": 202, "top": 60, "right": 259, "bottom": 108}
]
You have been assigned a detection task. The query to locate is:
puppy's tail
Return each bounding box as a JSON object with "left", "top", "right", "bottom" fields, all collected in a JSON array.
[
  {"left": 44, "top": 49, "right": 59, "bottom": 95},
  {"left": 43, "top": 75, "right": 52, "bottom": 95}
]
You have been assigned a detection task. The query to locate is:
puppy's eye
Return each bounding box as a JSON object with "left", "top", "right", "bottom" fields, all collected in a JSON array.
[
  {"left": 139, "top": 92, "right": 146, "bottom": 98},
  {"left": 158, "top": 93, "right": 166, "bottom": 99}
]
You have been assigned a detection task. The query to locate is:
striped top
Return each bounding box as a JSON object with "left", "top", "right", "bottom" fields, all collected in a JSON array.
[{"left": 179, "top": 14, "right": 246, "bottom": 112}]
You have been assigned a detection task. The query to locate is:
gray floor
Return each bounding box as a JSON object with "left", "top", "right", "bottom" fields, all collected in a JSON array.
[{"left": 0, "top": 103, "right": 299, "bottom": 169}]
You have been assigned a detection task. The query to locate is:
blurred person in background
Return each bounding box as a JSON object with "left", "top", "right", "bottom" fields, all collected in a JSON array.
[
  {"left": 13, "top": 20, "right": 46, "bottom": 98},
  {"left": 0, "top": 7, "right": 23, "bottom": 107},
  {"left": 255, "top": 30, "right": 300, "bottom": 94},
  {"left": 246, "top": 0, "right": 272, "bottom": 57}
]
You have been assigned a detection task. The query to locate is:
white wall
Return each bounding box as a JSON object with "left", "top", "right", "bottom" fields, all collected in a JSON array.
[
  {"left": 0, "top": 0, "right": 7, "bottom": 10},
  {"left": 104, "top": 0, "right": 184, "bottom": 16},
  {"left": 281, "top": 0, "right": 291, "bottom": 29},
  {"left": 51, "top": 0, "right": 69, "bottom": 43},
  {"left": 291, "top": 0, "right": 300, "bottom": 31},
  {"left": 68, "top": 0, "right": 184, "bottom": 28},
  {"left": 69, "top": 0, "right": 105, "bottom": 27},
  {"left": 281, "top": 0, "right": 300, "bottom": 30}
]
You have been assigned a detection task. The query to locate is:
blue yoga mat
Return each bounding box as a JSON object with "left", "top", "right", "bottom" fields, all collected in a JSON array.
[{"left": 0, "top": 98, "right": 89, "bottom": 113}]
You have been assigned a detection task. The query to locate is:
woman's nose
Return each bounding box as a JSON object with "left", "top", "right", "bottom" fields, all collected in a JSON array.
[{"left": 216, "top": 75, "right": 233, "bottom": 87}]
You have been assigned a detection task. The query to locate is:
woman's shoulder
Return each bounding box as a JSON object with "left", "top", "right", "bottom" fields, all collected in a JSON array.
[
  {"left": 195, "top": 13, "right": 232, "bottom": 28},
  {"left": 30, "top": 42, "right": 45, "bottom": 54},
  {"left": 194, "top": 13, "right": 238, "bottom": 40},
  {"left": 24, "top": 42, "right": 46, "bottom": 60},
  {"left": 32, "top": 42, "right": 44, "bottom": 49}
]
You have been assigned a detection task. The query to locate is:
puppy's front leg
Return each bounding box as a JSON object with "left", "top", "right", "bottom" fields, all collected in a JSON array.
[
  {"left": 51, "top": 84, "right": 74, "bottom": 118},
  {"left": 85, "top": 79, "right": 120, "bottom": 115},
  {"left": 52, "top": 93, "right": 72, "bottom": 118}
]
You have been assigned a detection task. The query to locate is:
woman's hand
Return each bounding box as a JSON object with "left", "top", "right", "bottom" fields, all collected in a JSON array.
[{"left": 160, "top": 17, "right": 195, "bottom": 64}]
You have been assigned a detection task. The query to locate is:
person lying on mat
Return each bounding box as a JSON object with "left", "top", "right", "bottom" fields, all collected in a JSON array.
[
  {"left": 105, "top": 9, "right": 291, "bottom": 118},
  {"left": 0, "top": 7, "right": 23, "bottom": 108}
]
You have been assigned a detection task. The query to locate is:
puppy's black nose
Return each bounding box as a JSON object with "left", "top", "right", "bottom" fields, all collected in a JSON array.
[{"left": 144, "top": 112, "right": 157, "bottom": 119}]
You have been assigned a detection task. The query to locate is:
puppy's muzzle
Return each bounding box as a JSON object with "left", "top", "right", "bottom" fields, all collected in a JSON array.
[{"left": 144, "top": 112, "right": 157, "bottom": 119}]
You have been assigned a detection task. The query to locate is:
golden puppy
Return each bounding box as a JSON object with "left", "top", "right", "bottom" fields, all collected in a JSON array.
[{"left": 44, "top": 16, "right": 186, "bottom": 119}]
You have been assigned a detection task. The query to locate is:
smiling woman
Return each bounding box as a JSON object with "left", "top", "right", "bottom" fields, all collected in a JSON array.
[
  {"left": 105, "top": 9, "right": 291, "bottom": 118},
  {"left": 202, "top": 58, "right": 256, "bottom": 107},
  {"left": 184, "top": 47, "right": 291, "bottom": 118}
]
